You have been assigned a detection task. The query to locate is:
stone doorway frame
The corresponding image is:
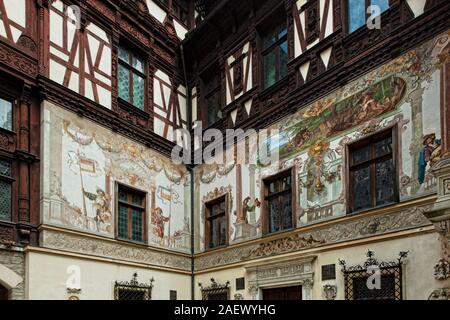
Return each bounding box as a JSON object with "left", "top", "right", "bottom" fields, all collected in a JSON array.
[{"left": 245, "top": 255, "right": 316, "bottom": 300}]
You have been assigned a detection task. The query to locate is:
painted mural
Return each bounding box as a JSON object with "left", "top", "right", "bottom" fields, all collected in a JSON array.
[
  {"left": 41, "top": 101, "right": 191, "bottom": 253},
  {"left": 194, "top": 30, "right": 450, "bottom": 251}
]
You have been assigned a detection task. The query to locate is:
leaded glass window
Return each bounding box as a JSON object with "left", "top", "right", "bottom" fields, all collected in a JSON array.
[
  {"left": 206, "top": 196, "right": 227, "bottom": 249},
  {"left": 348, "top": 130, "right": 397, "bottom": 213},
  {"left": 202, "top": 70, "right": 222, "bottom": 127},
  {"left": 118, "top": 47, "right": 146, "bottom": 110},
  {"left": 0, "top": 160, "right": 12, "bottom": 222},
  {"left": 0, "top": 98, "right": 13, "bottom": 131},
  {"left": 261, "top": 18, "right": 288, "bottom": 89},
  {"left": 117, "top": 185, "right": 146, "bottom": 243},
  {"left": 264, "top": 170, "right": 294, "bottom": 235},
  {"left": 348, "top": 0, "right": 390, "bottom": 34}
]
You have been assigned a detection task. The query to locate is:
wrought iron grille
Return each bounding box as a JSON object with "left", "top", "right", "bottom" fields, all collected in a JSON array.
[
  {"left": 339, "top": 250, "right": 408, "bottom": 301},
  {"left": 114, "top": 273, "right": 154, "bottom": 301},
  {"left": 199, "top": 278, "right": 230, "bottom": 300}
]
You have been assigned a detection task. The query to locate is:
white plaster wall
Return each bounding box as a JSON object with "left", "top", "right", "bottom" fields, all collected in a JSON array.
[
  {"left": 195, "top": 232, "right": 443, "bottom": 300},
  {"left": 27, "top": 251, "right": 191, "bottom": 300}
]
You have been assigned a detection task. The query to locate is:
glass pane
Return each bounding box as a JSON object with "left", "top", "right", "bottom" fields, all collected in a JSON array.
[
  {"left": 264, "top": 50, "right": 277, "bottom": 88},
  {"left": 375, "top": 137, "right": 392, "bottom": 157},
  {"left": 352, "top": 166, "right": 372, "bottom": 212},
  {"left": 132, "top": 194, "right": 142, "bottom": 206},
  {"left": 376, "top": 158, "right": 395, "bottom": 206},
  {"left": 219, "top": 201, "right": 226, "bottom": 212},
  {"left": 0, "top": 181, "right": 11, "bottom": 221},
  {"left": 118, "top": 206, "right": 128, "bottom": 239},
  {"left": 269, "top": 198, "right": 280, "bottom": 233},
  {"left": 119, "top": 190, "right": 127, "bottom": 202},
  {"left": 371, "top": 0, "right": 389, "bottom": 14},
  {"left": 209, "top": 219, "right": 218, "bottom": 248},
  {"left": 219, "top": 216, "right": 226, "bottom": 246},
  {"left": 207, "top": 94, "right": 220, "bottom": 126},
  {"left": 282, "top": 175, "right": 291, "bottom": 190},
  {"left": 132, "top": 56, "right": 145, "bottom": 73},
  {"left": 118, "top": 64, "right": 130, "bottom": 103},
  {"left": 0, "top": 98, "right": 12, "bottom": 131},
  {"left": 133, "top": 73, "right": 145, "bottom": 110},
  {"left": 352, "top": 145, "right": 370, "bottom": 165},
  {"left": 279, "top": 41, "right": 288, "bottom": 79},
  {"left": 132, "top": 209, "right": 143, "bottom": 242},
  {"left": 0, "top": 160, "right": 11, "bottom": 177},
  {"left": 268, "top": 182, "right": 278, "bottom": 194},
  {"left": 348, "top": 0, "right": 366, "bottom": 33},
  {"left": 118, "top": 47, "right": 129, "bottom": 63},
  {"left": 282, "top": 193, "right": 292, "bottom": 230},
  {"left": 263, "top": 30, "right": 276, "bottom": 50}
]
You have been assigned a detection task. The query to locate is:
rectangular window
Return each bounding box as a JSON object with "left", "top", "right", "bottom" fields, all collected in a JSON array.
[
  {"left": 0, "top": 98, "right": 13, "bottom": 131},
  {"left": 117, "top": 185, "right": 146, "bottom": 243},
  {"left": 263, "top": 169, "right": 294, "bottom": 235},
  {"left": 348, "top": 129, "right": 397, "bottom": 213},
  {"left": 0, "top": 160, "right": 12, "bottom": 222},
  {"left": 118, "top": 47, "right": 146, "bottom": 110},
  {"left": 261, "top": 18, "right": 288, "bottom": 89},
  {"left": 202, "top": 71, "right": 222, "bottom": 127},
  {"left": 205, "top": 196, "right": 227, "bottom": 249},
  {"left": 348, "top": 0, "right": 390, "bottom": 34}
]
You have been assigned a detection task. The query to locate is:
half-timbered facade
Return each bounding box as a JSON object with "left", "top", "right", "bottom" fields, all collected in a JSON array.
[{"left": 0, "top": 0, "right": 449, "bottom": 300}]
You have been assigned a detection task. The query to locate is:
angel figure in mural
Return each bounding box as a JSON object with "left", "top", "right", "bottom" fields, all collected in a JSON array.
[
  {"left": 418, "top": 133, "right": 442, "bottom": 184},
  {"left": 151, "top": 207, "right": 171, "bottom": 238},
  {"left": 83, "top": 188, "right": 111, "bottom": 232}
]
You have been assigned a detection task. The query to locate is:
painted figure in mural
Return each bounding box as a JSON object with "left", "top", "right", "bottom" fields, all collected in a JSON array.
[
  {"left": 84, "top": 188, "right": 111, "bottom": 231},
  {"left": 151, "top": 207, "right": 171, "bottom": 238},
  {"left": 240, "top": 197, "right": 261, "bottom": 224},
  {"left": 418, "top": 133, "right": 442, "bottom": 184}
]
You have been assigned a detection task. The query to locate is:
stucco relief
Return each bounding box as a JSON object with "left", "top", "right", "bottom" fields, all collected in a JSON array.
[
  {"left": 194, "top": 204, "right": 432, "bottom": 271},
  {"left": 41, "top": 229, "right": 191, "bottom": 271}
]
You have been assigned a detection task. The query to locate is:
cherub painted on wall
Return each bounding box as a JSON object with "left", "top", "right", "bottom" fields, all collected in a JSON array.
[{"left": 418, "top": 133, "right": 442, "bottom": 184}]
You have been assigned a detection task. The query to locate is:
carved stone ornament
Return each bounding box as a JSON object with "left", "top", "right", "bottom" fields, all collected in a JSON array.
[
  {"left": 234, "top": 293, "right": 244, "bottom": 300},
  {"left": 434, "top": 259, "right": 450, "bottom": 280},
  {"left": 323, "top": 284, "right": 337, "bottom": 300},
  {"left": 428, "top": 288, "right": 450, "bottom": 300}
]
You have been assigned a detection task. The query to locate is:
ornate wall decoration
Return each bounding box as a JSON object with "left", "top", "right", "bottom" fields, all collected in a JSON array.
[
  {"left": 0, "top": 42, "right": 38, "bottom": 77},
  {"left": 42, "top": 229, "right": 192, "bottom": 271},
  {"left": 247, "top": 234, "right": 324, "bottom": 259},
  {"left": 194, "top": 204, "right": 432, "bottom": 271},
  {"left": 323, "top": 284, "right": 337, "bottom": 300},
  {"left": 434, "top": 259, "right": 450, "bottom": 280},
  {"left": 428, "top": 288, "right": 450, "bottom": 300},
  {"left": 246, "top": 257, "right": 315, "bottom": 300},
  {"left": 114, "top": 273, "right": 154, "bottom": 300}
]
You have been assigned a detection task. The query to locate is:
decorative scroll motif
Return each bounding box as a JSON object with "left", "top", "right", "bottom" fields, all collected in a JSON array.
[
  {"left": 247, "top": 234, "right": 324, "bottom": 259},
  {"left": 194, "top": 204, "right": 431, "bottom": 271},
  {"left": 198, "top": 163, "right": 236, "bottom": 184},
  {"left": 114, "top": 273, "right": 154, "bottom": 300},
  {"left": 198, "top": 278, "right": 230, "bottom": 300},
  {"left": 42, "top": 230, "right": 191, "bottom": 271},
  {"left": 428, "top": 288, "right": 450, "bottom": 300},
  {"left": 0, "top": 42, "right": 38, "bottom": 77},
  {"left": 339, "top": 250, "right": 408, "bottom": 300}
]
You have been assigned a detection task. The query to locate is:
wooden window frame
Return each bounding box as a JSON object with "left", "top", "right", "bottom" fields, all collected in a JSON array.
[
  {"left": 115, "top": 183, "right": 147, "bottom": 244},
  {"left": 261, "top": 167, "right": 296, "bottom": 236},
  {"left": 259, "top": 12, "right": 288, "bottom": 90},
  {"left": 118, "top": 46, "right": 147, "bottom": 111},
  {"left": 205, "top": 194, "right": 229, "bottom": 250},
  {"left": 346, "top": 126, "right": 399, "bottom": 214},
  {"left": 201, "top": 67, "right": 222, "bottom": 128},
  {"left": 343, "top": 0, "right": 391, "bottom": 35}
]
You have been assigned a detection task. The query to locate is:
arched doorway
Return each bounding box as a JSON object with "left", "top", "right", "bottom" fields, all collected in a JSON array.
[{"left": 0, "top": 284, "right": 8, "bottom": 300}]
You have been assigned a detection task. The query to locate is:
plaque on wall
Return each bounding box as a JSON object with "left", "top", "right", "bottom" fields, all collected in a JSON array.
[
  {"left": 322, "top": 264, "right": 336, "bottom": 281},
  {"left": 236, "top": 277, "right": 245, "bottom": 291}
]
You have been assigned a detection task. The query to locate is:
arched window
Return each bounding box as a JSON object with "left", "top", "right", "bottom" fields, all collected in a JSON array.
[{"left": 0, "top": 284, "right": 9, "bottom": 300}]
